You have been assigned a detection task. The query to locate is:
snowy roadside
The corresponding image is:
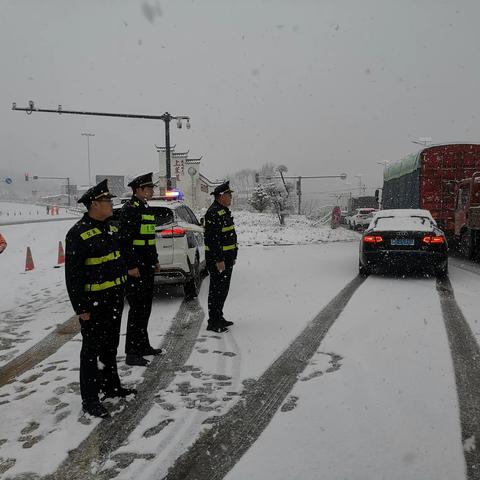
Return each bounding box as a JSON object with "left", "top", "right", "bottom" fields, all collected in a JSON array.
[
  {"left": 234, "top": 210, "right": 359, "bottom": 246},
  {"left": 0, "top": 201, "right": 79, "bottom": 225}
]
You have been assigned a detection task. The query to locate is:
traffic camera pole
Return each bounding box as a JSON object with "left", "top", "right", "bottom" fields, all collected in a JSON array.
[
  {"left": 12, "top": 101, "right": 191, "bottom": 191},
  {"left": 25, "top": 174, "right": 71, "bottom": 206},
  {"left": 256, "top": 173, "right": 348, "bottom": 215}
]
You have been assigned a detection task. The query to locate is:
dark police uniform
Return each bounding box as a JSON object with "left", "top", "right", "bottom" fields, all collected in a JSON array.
[
  {"left": 204, "top": 181, "right": 238, "bottom": 332},
  {"left": 65, "top": 180, "right": 133, "bottom": 418},
  {"left": 119, "top": 172, "right": 160, "bottom": 365}
]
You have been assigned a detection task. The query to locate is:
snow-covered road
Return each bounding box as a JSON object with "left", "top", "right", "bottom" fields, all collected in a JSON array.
[{"left": 0, "top": 208, "right": 479, "bottom": 480}]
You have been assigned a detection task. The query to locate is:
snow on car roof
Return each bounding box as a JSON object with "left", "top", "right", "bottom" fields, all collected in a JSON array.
[
  {"left": 369, "top": 209, "right": 437, "bottom": 232},
  {"left": 373, "top": 209, "right": 434, "bottom": 220}
]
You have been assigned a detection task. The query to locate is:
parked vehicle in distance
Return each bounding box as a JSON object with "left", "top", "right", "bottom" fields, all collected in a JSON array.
[
  {"left": 112, "top": 199, "right": 206, "bottom": 298},
  {"left": 349, "top": 208, "right": 377, "bottom": 230},
  {"left": 359, "top": 209, "right": 448, "bottom": 277}
]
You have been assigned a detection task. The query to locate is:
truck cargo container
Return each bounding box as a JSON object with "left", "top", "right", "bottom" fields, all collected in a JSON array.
[{"left": 382, "top": 143, "right": 480, "bottom": 241}]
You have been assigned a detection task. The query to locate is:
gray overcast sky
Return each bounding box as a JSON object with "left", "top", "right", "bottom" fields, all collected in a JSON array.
[{"left": 1, "top": 0, "right": 479, "bottom": 197}]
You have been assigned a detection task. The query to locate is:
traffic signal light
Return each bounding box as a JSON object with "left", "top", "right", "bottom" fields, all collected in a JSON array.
[
  {"left": 255, "top": 173, "right": 260, "bottom": 183},
  {"left": 25, "top": 173, "right": 29, "bottom": 181}
]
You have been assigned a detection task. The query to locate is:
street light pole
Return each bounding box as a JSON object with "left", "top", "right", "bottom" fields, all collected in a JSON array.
[
  {"left": 161, "top": 112, "right": 191, "bottom": 190},
  {"left": 164, "top": 115, "right": 172, "bottom": 189},
  {"left": 81, "top": 132, "right": 95, "bottom": 186},
  {"left": 354, "top": 174, "right": 363, "bottom": 196}
]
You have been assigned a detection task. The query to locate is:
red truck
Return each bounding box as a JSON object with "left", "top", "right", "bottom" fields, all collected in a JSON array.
[
  {"left": 454, "top": 171, "right": 480, "bottom": 258},
  {"left": 382, "top": 143, "right": 480, "bottom": 244}
]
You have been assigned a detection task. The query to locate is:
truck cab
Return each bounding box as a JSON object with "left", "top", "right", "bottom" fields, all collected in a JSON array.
[{"left": 454, "top": 171, "right": 480, "bottom": 257}]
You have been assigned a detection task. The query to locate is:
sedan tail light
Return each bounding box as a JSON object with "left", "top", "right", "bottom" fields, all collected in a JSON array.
[
  {"left": 422, "top": 235, "right": 444, "bottom": 244},
  {"left": 160, "top": 227, "right": 186, "bottom": 238},
  {"left": 363, "top": 235, "right": 383, "bottom": 244}
]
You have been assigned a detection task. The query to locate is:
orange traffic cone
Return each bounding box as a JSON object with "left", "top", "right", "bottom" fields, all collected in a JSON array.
[
  {"left": 25, "top": 247, "right": 35, "bottom": 271},
  {"left": 57, "top": 241, "right": 65, "bottom": 265}
]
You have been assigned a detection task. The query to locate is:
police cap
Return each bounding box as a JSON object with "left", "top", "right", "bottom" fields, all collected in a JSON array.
[
  {"left": 128, "top": 172, "right": 156, "bottom": 190},
  {"left": 211, "top": 181, "right": 234, "bottom": 197},
  {"left": 77, "top": 179, "right": 116, "bottom": 207}
]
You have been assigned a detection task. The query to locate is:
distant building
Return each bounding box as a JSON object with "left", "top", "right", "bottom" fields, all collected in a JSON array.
[{"left": 154, "top": 145, "right": 221, "bottom": 210}]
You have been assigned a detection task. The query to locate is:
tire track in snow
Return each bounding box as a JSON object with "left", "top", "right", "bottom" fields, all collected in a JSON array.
[
  {"left": 44, "top": 298, "right": 205, "bottom": 480},
  {"left": 135, "top": 323, "right": 243, "bottom": 479},
  {"left": 0, "top": 314, "right": 79, "bottom": 387},
  {"left": 162, "top": 275, "right": 365, "bottom": 480},
  {"left": 436, "top": 276, "right": 480, "bottom": 480}
]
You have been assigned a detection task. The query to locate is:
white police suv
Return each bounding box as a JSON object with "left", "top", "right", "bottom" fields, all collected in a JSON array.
[{"left": 113, "top": 198, "right": 206, "bottom": 298}]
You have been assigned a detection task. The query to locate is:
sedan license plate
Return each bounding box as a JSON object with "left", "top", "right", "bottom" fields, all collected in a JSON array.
[{"left": 391, "top": 238, "right": 414, "bottom": 246}]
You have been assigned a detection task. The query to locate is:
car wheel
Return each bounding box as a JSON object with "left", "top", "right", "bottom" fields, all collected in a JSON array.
[
  {"left": 359, "top": 263, "right": 370, "bottom": 277},
  {"left": 435, "top": 263, "right": 448, "bottom": 278},
  {"left": 184, "top": 257, "right": 200, "bottom": 299}
]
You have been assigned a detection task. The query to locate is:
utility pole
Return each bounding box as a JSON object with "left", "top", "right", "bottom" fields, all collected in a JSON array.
[
  {"left": 13, "top": 101, "right": 191, "bottom": 190},
  {"left": 81, "top": 132, "right": 95, "bottom": 186},
  {"left": 287, "top": 174, "right": 347, "bottom": 215},
  {"left": 297, "top": 176, "right": 302, "bottom": 214}
]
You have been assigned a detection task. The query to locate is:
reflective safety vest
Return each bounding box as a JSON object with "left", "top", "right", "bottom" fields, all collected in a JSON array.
[
  {"left": 204, "top": 202, "right": 238, "bottom": 262},
  {"left": 119, "top": 197, "right": 159, "bottom": 268},
  {"left": 134, "top": 214, "right": 156, "bottom": 245},
  {"left": 65, "top": 214, "right": 128, "bottom": 314}
]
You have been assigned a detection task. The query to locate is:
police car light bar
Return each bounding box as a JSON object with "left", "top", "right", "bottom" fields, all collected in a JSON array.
[{"left": 165, "top": 190, "right": 180, "bottom": 198}]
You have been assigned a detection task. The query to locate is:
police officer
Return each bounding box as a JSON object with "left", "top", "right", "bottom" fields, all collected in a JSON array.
[
  {"left": 65, "top": 180, "right": 136, "bottom": 419},
  {"left": 120, "top": 172, "right": 162, "bottom": 366},
  {"left": 204, "top": 181, "right": 238, "bottom": 333}
]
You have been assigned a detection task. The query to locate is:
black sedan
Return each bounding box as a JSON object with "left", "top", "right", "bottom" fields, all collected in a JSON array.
[{"left": 359, "top": 209, "right": 448, "bottom": 277}]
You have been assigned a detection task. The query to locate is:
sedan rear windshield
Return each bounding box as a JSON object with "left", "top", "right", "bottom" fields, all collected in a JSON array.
[{"left": 374, "top": 215, "right": 433, "bottom": 230}]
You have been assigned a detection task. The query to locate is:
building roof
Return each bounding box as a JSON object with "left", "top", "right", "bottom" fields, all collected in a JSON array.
[{"left": 154, "top": 144, "right": 176, "bottom": 151}]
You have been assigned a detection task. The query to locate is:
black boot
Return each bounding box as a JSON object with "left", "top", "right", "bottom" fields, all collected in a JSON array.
[
  {"left": 126, "top": 354, "right": 150, "bottom": 366},
  {"left": 222, "top": 317, "right": 234, "bottom": 327},
  {"left": 206, "top": 324, "right": 229, "bottom": 333},
  {"left": 102, "top": 387, "right": 137, "bottom": 400},
  {"left": 83, "top": 402, "right": 111, "bottom": 419},
  {"left": 141, "top": 347, "right": 163, "bottom": 356}
]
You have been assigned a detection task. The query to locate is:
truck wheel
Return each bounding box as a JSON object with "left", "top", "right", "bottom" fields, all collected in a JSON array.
[
  {"left": 460, "top": 230, "right": 474, "bottom": 259},
  {"left": 184, "top": 257, "right": 200, "bottom": 299}
]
